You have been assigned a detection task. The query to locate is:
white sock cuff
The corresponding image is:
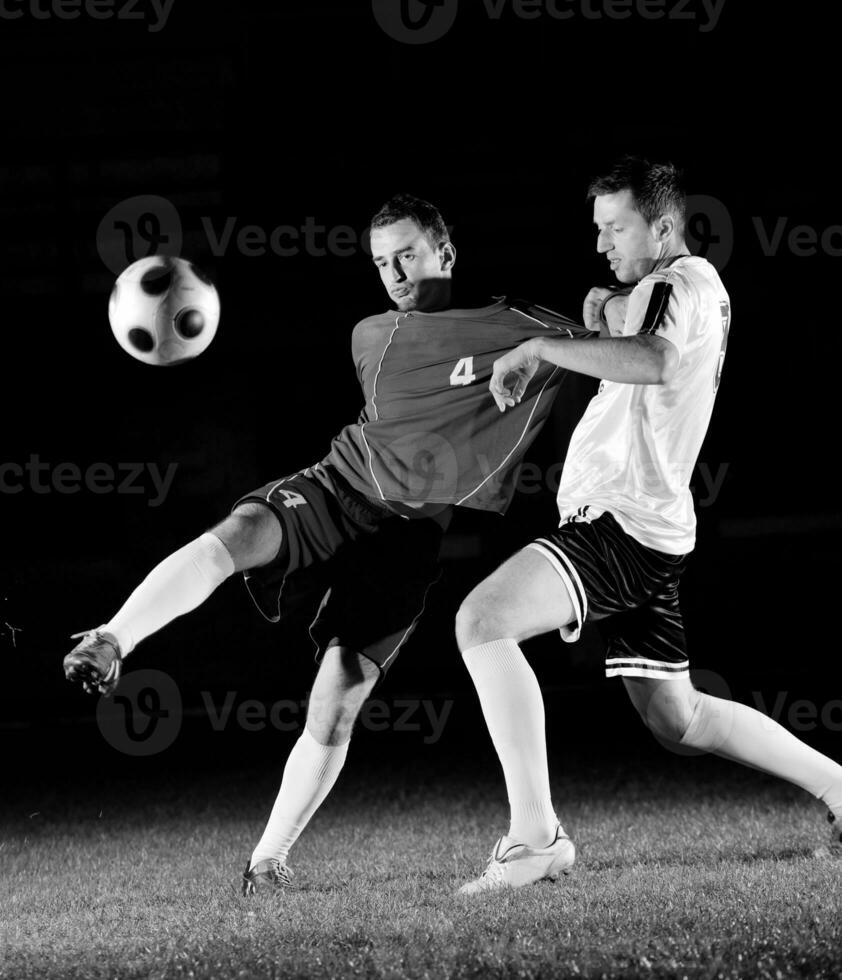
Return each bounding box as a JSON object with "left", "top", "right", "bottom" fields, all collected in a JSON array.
[
  {"left": 195, "top": 532, "right": 236, "bottom": 583},
  {"left": 462, "top": 638, "right": 522, "bottom": 677},
  {"left": 679, "top": 693, "right": 735, "bottom": 752},
  {"left": 301, "top": 727, "right": 350, "bottom": 776},
  {"left": 104, "top": 623, "right": 134, "bottom": 658}
]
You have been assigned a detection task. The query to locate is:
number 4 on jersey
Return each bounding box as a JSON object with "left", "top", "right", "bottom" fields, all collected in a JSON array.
[{"left": 449, "top": 356, "right": 476, "bottom": 387}]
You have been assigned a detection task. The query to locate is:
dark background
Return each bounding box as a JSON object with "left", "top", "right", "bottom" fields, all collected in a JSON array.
[{"left": 1, "top": 1, "right": 840, "bottom": 776}]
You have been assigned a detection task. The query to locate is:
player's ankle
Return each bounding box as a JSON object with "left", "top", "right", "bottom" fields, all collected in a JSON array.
[
  {"left": 827, "top": 805, "right": 842, "bottom": 825},
  {"left": 251, "top": 850, "right": 290, "bottom": 870},
  {"left": 508, "top": 820, "right": 559, "bottom": 849},
  {"left": 101, "top": 623, "right": 131, "bottom": 658}
]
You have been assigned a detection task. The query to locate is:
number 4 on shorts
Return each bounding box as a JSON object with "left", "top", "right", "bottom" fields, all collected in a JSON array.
[{"left": 449, "top": 356, "right": 476, "bottom": 387}]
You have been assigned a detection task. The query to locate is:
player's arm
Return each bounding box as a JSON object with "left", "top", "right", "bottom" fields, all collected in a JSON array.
[
  {"left": 490, "top": 334, "right": 678, "bottom": 410},
  {"left": 538, "top": 333, "right": 676, "bottom": 383},
  {"left": 492, "top": 279, "right": 687, "bottom": 409}
]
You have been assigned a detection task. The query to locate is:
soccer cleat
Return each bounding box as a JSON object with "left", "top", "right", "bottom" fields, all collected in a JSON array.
[
  {"left": 63, "top": 628, "right": 123, "bottom": 697},
  {"left": 459, "top": 825, "right": 575, "bottom": 895},
  {"left": 827, "top": 811, "right": 842, "bottom": 852},
  {"left": 242, "top": 858, "right": 294, "bottom": 896},
  {"left": 811, "top": 811, "right": 842, "bottom": 859}
]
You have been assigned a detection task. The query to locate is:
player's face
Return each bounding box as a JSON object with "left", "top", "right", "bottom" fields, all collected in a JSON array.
[
  {"left": 593, "top": 190, "right": 663, "bottom": 284},
  {"left": 370, "top": 219, "right": 455, "bottom": 312}
]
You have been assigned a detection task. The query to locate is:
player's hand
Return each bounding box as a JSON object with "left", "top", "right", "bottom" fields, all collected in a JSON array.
[
  {"left": 585, "top": 286, "right": 633, "bottom": 337},
  {"left": 583, "top": 287, "right": 614, "bottom": 333},
  {"left": 490, "top": 339, "right": 542, "bottom": 412},
  {"left": 602, "top": 288, "right": 632, "bottom": 336}
]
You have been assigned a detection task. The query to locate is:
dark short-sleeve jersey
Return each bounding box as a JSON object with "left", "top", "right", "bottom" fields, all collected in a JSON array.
[{"left": 321, "top": 298, "right": 592, "bottom": 513}]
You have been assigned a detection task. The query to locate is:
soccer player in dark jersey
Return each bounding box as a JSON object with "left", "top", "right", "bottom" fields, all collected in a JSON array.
[{"left": 63, "top": 194, "right": 598, "bottom": 895}]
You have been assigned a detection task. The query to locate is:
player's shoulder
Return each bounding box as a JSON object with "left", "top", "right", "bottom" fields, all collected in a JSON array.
[
  {"left": 634, "top": 256, "right": 729, "bottom": 312},
  {"left": 352, "top": 310, "right": 400, "bottom": 348},
  {"left": 353, "top": 310, "right": 399, "bottom": 333},
  {"left": 350, "top": 311, "right": 401, "bottom": 366},
  {"left": 638, "top": 255, "right": 722, "bottom": 294}
]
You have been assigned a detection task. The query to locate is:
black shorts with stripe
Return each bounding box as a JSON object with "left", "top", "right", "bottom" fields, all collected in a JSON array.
[
  {"left": 528, "top": 512, "right": 690, "bottom": 680},
  {"left": 233, "top": 464, "right": 448, "bottom": 674}
]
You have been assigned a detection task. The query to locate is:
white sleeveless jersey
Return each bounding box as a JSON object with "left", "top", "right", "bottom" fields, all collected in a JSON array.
[{"left": 556, "top": 256, "right": 731, "bottom": 555}]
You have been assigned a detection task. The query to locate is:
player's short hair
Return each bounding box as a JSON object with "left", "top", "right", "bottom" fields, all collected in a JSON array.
[
  {"left": 588, "top": 156, "right": 686, "bottom": 232},
  {"left": 370, "top": 193, "right": 451, "bottom": 249}
]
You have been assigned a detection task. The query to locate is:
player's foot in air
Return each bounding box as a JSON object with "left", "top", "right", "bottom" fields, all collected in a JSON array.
[
  {"left": 459, "top": 825, "right": 575, "bottom": 895},
  {"left": 63, "top": 628, "right": 123, "bottom": 697},
  {"left": 242, "top": 858, "right": 294, "bottom": 896}
]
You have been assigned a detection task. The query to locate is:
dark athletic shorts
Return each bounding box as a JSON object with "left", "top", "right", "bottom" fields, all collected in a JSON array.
[
  {"left": 232, "top": 464, "right": 449, "bottom": 674},
  {"left": 528, "top": 511, "right": 690, "bottom": 680}
]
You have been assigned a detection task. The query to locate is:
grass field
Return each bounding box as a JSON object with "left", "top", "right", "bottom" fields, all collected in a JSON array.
[{"left": 2, "top": 738, "right": 840, "bottom": 980}]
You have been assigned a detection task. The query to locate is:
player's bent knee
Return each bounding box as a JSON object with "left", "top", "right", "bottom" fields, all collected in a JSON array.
[
  {"left": 214, "top": 502, "right": 283, "bottom": 572},
  {"left": 306, "top": 706, "right": 358, "bottom": 746},
  {"left": 455, "top": 595, "right": 510, "bottom": 651},
  {"left": 646, "top": 713, "right": 690, "bottom": 744},
  {"left": 306, "top": 688, "right": 368, "bottom": 745},
  {"left": 321, "top": 646, "right": 380, "bottom": 688},
  {"left": 640, "top": 684, "right": 700, "bottom": 743},
  {"left": 306, "top": 647, "right": 379, "bottom": 744}
]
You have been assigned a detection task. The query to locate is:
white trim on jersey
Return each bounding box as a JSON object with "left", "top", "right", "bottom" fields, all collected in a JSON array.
[
  {"left": 266, "top": 474, "right": 295, "bottom": 497},
  {"left": 456, "top": 366, "right": 561, "bottom": 507},
  {"left": 521, "top": 302, "right": 578, "bottom": 338},
  {"left": 525, "top": 539, "right": 588, "bottom": 640},
  {"left": 454, "top": 304, "right": 567, "bottom": 507},
  {"left": 510, "top": 304, "right": 579, "bottom": 335},
  {"left": 605, "top": 658, "right": 690, "bottom": 680},
  {"left": 360, "top": 315, "right": 403, "bottom": 503}
]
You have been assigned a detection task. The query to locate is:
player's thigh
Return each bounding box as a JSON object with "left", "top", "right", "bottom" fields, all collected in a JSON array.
[
  {"left": 212, "top": 501, "right": 283, "bottom": 572},
  {"left": 456, "top": 546, "right": 577, "bottom": 647},
  {"left": 623, "top": 675, "right": 699, "bottom": 741}
]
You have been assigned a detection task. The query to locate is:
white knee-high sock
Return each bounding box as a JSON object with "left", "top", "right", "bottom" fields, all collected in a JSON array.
[
  {"left": 250, "top": 728, "right": 349, "bottom": 869},
  {"left": 103, "top": 532, "right": 235, "bottom": 656},
  {"left": 462, "top": 639, "right": 558, "bottom": 847},
  {"left": 680, "top": 693, "right": 842, "bottom": 818}
]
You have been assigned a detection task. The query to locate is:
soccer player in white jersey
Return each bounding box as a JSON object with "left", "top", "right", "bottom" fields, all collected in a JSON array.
[{"left": 456, "top": 157, "right": 842, "bottom": 893}]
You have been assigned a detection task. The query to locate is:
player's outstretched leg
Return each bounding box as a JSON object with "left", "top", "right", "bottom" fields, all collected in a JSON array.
[
  {"left": 624, "top": 675, "right": 842, "bottom": 853},
  {"left": 63, "top": 502, "right": 282, "bottom": 696},
  {"left": 455, "top": 548, "right": 577, "bottom": 894},
  {"left": 243, "top": 646, "right": 379, "bottom": 896}
]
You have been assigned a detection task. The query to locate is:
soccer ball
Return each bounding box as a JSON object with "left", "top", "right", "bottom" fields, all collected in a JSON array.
[{"left": 108, "top": 256, "right": 220, "bottom": 366}]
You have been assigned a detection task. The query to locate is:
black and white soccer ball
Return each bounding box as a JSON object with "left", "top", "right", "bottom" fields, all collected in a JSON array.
[{"left": 108, "top": 256, "right": 220, "bottom": 366}]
